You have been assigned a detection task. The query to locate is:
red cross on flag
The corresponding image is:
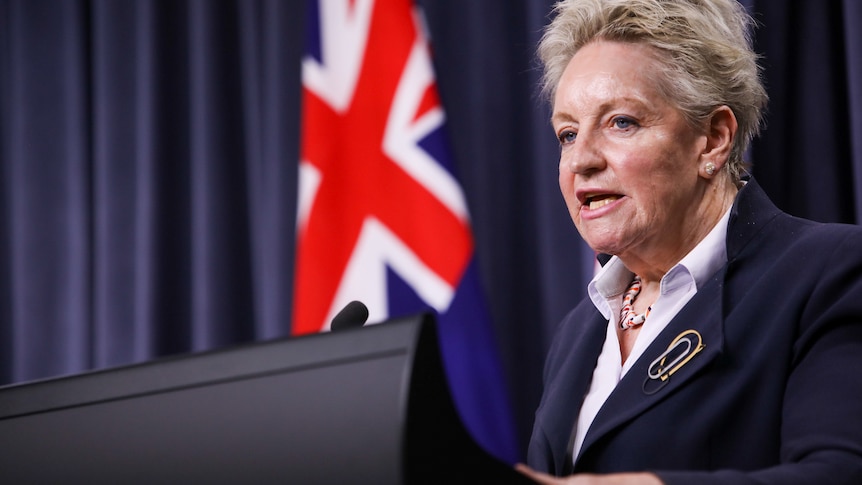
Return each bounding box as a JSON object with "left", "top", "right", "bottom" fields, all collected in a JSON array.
[{"left": 294, "top": 0, "right": 517, "bottom": 462}]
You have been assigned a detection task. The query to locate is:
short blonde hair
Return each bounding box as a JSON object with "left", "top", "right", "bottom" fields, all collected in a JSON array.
[{"left": 538, "top": 0, "right": 767, "bottom": 182}]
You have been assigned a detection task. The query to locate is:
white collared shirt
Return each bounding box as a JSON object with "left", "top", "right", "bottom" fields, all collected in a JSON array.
[{"left": 571, "top": 207, "right": 732, "bottom": 462}]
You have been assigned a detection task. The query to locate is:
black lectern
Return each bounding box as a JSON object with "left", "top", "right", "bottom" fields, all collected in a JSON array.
[{"left": 0, "top": 314, "right": 531, "bottom": 484}]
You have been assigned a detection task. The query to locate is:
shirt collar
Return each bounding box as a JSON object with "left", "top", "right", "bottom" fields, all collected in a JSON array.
[{"left": 587, "top": 206, "right": 731, "bottom": 317}]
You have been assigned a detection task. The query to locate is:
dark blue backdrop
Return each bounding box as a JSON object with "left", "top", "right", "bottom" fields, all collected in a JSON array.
[{"left": 2, "top": 0, "right": 861, "bottom": 455}]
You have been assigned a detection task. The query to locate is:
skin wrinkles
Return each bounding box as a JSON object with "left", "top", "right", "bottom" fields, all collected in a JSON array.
[{"left": 553, "top": 40, "right": 737, "bottom": 292}]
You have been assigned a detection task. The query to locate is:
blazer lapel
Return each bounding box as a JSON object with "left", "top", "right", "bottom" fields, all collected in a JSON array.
[
  {"left": 545, "top": 310, "right": 608, "bottom": 475},
  {"left": 575, "top": 268, "right": 727, "bottom": 463}
]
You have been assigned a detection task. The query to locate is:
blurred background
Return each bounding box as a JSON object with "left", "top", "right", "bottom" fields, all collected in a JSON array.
[{"left": 1, "top": 0, "right": 861, "bottom": 457}]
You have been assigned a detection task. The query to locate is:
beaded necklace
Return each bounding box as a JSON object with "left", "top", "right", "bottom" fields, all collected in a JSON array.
[{"left": 619, "top": 275, "right": 651, "bottom": 330}]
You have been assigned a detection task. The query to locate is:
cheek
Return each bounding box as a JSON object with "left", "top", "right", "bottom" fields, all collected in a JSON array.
[
  {"left": 558, "top": 169, "right": 580, "bottom": 219},
  {"left": 558, "top": 165, "right": 574, "bottom": 199}
]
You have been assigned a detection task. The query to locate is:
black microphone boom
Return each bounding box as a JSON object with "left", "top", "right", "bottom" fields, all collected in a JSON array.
[{"left": 330, "top": 300, "right": 370, "bottom": 331}]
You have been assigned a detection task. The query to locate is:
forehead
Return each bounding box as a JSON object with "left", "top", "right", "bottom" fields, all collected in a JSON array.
[{"left": 553, "top": 41, "right": 666, "bottom": 118}]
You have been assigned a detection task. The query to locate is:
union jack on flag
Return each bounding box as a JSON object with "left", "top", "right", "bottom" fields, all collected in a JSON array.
[{"left": 295, "top": 0, "right": 517, "bottom": 462}]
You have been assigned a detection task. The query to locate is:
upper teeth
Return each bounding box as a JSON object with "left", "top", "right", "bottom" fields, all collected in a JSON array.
[{"left": 588, "top": 195, "right": 620, "bottom": 210}]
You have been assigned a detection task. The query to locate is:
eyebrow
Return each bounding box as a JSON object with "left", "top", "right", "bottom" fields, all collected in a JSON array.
[{"left": 550, "top": 111, "right": 574, "bottom": 126}]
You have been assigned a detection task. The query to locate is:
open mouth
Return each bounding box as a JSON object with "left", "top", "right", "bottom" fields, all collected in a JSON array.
[{"left": 585, "top": 194, "right": 622, "bottom": 210}]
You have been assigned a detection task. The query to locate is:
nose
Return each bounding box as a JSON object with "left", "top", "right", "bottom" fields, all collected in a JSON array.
[{"left": 561, "top": 129, "right": 604, "bottom": 175}]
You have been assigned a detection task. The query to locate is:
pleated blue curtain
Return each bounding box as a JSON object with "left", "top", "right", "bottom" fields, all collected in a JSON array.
[
  {"left": 846, "top": 1, "right": 862, "bottom": 222},
  {"left": 0, "top": 0, "right": 303, "bottom": 383},
  {"left": 2, "top": 0, "right": 94, "bottom": 381},
  {"left": 749, "top": 0, "right": 862, "bottom": 224}
]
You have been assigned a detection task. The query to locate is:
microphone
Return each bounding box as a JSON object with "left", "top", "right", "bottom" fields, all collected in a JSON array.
[{"left": 330, "top": 300, "right": 370, "bottom": 331}]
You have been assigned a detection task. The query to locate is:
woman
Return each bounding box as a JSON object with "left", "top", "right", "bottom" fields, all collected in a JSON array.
[{"left": 516, "top": 0, "right": 862, "bottom": 483}]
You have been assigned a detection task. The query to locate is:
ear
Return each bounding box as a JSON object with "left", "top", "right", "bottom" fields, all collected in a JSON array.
[{"left": 700, "top": 106, "right": 737, "bottom": 178}]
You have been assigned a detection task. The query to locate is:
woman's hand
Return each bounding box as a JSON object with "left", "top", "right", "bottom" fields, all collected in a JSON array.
[{"left": 515, "top": 464, "right": 663, "bottom": 485}]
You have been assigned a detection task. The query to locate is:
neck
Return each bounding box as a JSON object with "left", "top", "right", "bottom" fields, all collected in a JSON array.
[{"left": 621, "top": 176, "right": 737, "bottom": 283}]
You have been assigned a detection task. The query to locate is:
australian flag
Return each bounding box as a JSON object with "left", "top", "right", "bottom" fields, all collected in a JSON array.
[{"left": 294, "top": 0, "right": 518, "bottom": 463}]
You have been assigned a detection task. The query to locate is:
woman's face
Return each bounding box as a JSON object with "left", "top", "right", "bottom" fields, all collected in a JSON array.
[{"left": 553, "top": 41, "right": 711, "bottom": 265}]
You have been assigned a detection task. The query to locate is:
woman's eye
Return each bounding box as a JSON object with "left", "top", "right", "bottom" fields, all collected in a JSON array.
[
  {"left": 613, "top": 117, "right": 637, "bottom": 129},
  {"left": 558, "top": 130, "right": 577, "bottom": 144}
]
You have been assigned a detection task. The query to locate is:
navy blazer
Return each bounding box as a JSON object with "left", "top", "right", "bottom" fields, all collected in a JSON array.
[{"left": 527, "top": 179, "right": 862, "bottom": 484}]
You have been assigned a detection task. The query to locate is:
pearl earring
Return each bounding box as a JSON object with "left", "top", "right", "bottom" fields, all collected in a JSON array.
[{"left": 704, "top": 162, "right": 716, "bottom": 176}]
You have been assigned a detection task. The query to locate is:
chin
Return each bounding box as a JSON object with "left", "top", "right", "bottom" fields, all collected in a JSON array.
[
  {"left": 582, "top": 236, "right": 621, "bottom": 255},
  {"left": 581, "top": 227, "right": 637, "bottom": 257}
]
